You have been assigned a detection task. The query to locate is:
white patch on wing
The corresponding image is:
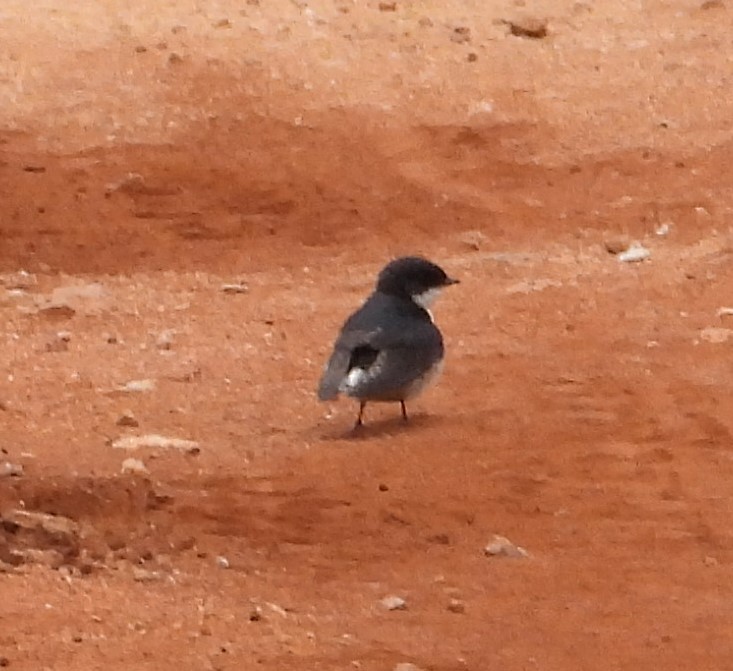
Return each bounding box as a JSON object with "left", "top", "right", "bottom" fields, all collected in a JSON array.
[
  {"left": 339, "top": 367, "right": 368, "bottom": 395},
  {"left": 339, "top": 353, "right": 386, "bottom": 397},
  {"left": 344, "top": 367, "right": 367, "bottom": 389},
  {"left": 412, "top": 287, "right": 442, "bottom": 313}
]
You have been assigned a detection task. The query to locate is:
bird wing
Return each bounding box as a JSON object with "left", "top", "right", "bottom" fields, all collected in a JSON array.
[
  {"left": 346, "top": 332, "right": 442, "bottom": 400},
  {"left": 317, "top": 319, "right": 443, "bottom": 401}
]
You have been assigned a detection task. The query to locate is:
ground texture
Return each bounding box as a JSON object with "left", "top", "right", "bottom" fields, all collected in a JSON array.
[{"left": 1, "top": 1, "right": 733, "bottom": 669}]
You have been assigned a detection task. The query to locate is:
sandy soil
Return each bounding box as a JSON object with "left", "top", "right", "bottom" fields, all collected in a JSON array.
[{"left": 1, "top": 0, "right": 733, "bottom": 669}]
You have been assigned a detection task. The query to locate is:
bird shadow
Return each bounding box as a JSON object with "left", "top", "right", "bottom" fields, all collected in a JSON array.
[{"left": 320, "top": 412, "right": 439, "bottom": 441}]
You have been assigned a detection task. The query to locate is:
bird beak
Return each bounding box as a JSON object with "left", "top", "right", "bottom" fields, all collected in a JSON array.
[{"left": 445, "top": 277, "right": 460, "bottom": 286}]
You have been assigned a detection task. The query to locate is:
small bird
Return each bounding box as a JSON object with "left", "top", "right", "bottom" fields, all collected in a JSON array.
[{"left": 318, "top": 256, "right": 459, "bottom": 429}]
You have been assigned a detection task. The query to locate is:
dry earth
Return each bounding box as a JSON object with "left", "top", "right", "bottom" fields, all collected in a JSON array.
[{"left": 1, "top": 0, "right": 733, "bottom": 669}]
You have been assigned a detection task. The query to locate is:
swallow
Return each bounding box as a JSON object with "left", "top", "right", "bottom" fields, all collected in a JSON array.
[{"left": 318, "top": 256, "right": 459, "bottom": 429}]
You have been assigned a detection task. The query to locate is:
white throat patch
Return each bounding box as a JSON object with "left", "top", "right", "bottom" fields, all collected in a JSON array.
[{"left": 412, "top": 287, "right": 442, "bottom": 310}]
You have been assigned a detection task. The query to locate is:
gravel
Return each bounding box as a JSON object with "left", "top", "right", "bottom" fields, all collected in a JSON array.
[
  {"left": 380, "top": 595, "right": 407, "bottom": 611},
  {"left": 484, "top": 534, "right": 529, "bottom": 558}
]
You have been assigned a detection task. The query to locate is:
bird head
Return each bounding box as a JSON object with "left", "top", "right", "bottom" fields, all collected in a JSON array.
[{"left": 376, "top": 256, "right": 459, "bottom": 308}]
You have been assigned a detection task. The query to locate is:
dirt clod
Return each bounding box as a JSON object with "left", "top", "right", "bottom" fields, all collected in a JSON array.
[
  {"left": 506, "top": 16, "right": 548, "bottom": 39},
  {"left": 604, "top": 237, "right": 631, "bottom": 255},
  {"left": 447, "top": 598, "right": 465, "bottom": 614},
  {"left": 450, "top": 26, "right": 471, "bottom": 44},
  {"left": 116, "top": 412, "right": 140, "bottom": 428}
]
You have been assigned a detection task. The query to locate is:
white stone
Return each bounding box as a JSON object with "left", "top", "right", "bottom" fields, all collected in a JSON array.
[
  {"left": 380, "top": 595, "right": 407, "bottom": 611},
  {"left": 618, "top": 243, "right": 651, "bottom": 263},
  {"left": 121, "top": 458, "right": 149, "bottom": 475},
  {"left": 111, "top": 434, "right": 200, "bottom": 453},
  {"left": 484, "top": 534, "right": 529, "bottom": 558}
]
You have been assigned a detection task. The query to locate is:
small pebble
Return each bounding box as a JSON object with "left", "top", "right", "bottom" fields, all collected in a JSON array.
[
  {"left": 155, "top": 330, "right": 176, "bottom": 350},
  {"left": 266, "top": 602, "right": 288, "bottom": 617},
  {"left": 380, "top": 595, "right": 407, "bottom": 611},
  {"left": 458, "top": 230, "right": 486, "bottom": 251},
  {"left": 132, "top": 567, "right": 164, "bottom": 582},
  {"left": 393, "top": 664, "right": 424, "bottom": 671},
  {"left": 617, "top": 243, "right": 651, "bottom": 263},
  {"left": 484, "top": 534, "right": 529, "bottom": 558},
  {"left": 111, "top": 434, "right": 200, "bottom": 453},
  {"left": 699, "top": 327, "right": 732, "bottom": 344},
  {"left": 221, "top": 283, "right": 249, "bottom": 294},
  {"left": 0, "top": 462, "right": 23, "bottom": 478},
  {"left": 121, "top": 458, "right": 149, "bottom": 475},
  {"left": 118, "top": 379, "right": 156, "bottom": 393},
  {"left": 215, "top": 556, "right": 230, "bottom": 569}
]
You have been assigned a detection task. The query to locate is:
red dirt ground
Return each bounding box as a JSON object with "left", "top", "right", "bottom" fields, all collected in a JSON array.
[{"left": 1, "top": 1, "right": 733, "bottom": 669}]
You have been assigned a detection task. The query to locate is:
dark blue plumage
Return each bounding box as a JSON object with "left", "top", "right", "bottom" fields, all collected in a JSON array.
[{"left": 318, "top": 256, "right": 458, "bottom": 428}]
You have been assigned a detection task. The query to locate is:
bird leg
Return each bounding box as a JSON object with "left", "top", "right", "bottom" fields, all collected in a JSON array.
[
  {"left": 354, "top": 401, "right": 367, "bottom": 429},
  {"left": 400, "top": 400, "right": 408, "bottom": 422}
]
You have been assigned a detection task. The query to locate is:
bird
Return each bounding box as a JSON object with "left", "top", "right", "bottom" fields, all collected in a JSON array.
[{"left": 317, "top": 256, "right": 459, "bottom": 429}]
